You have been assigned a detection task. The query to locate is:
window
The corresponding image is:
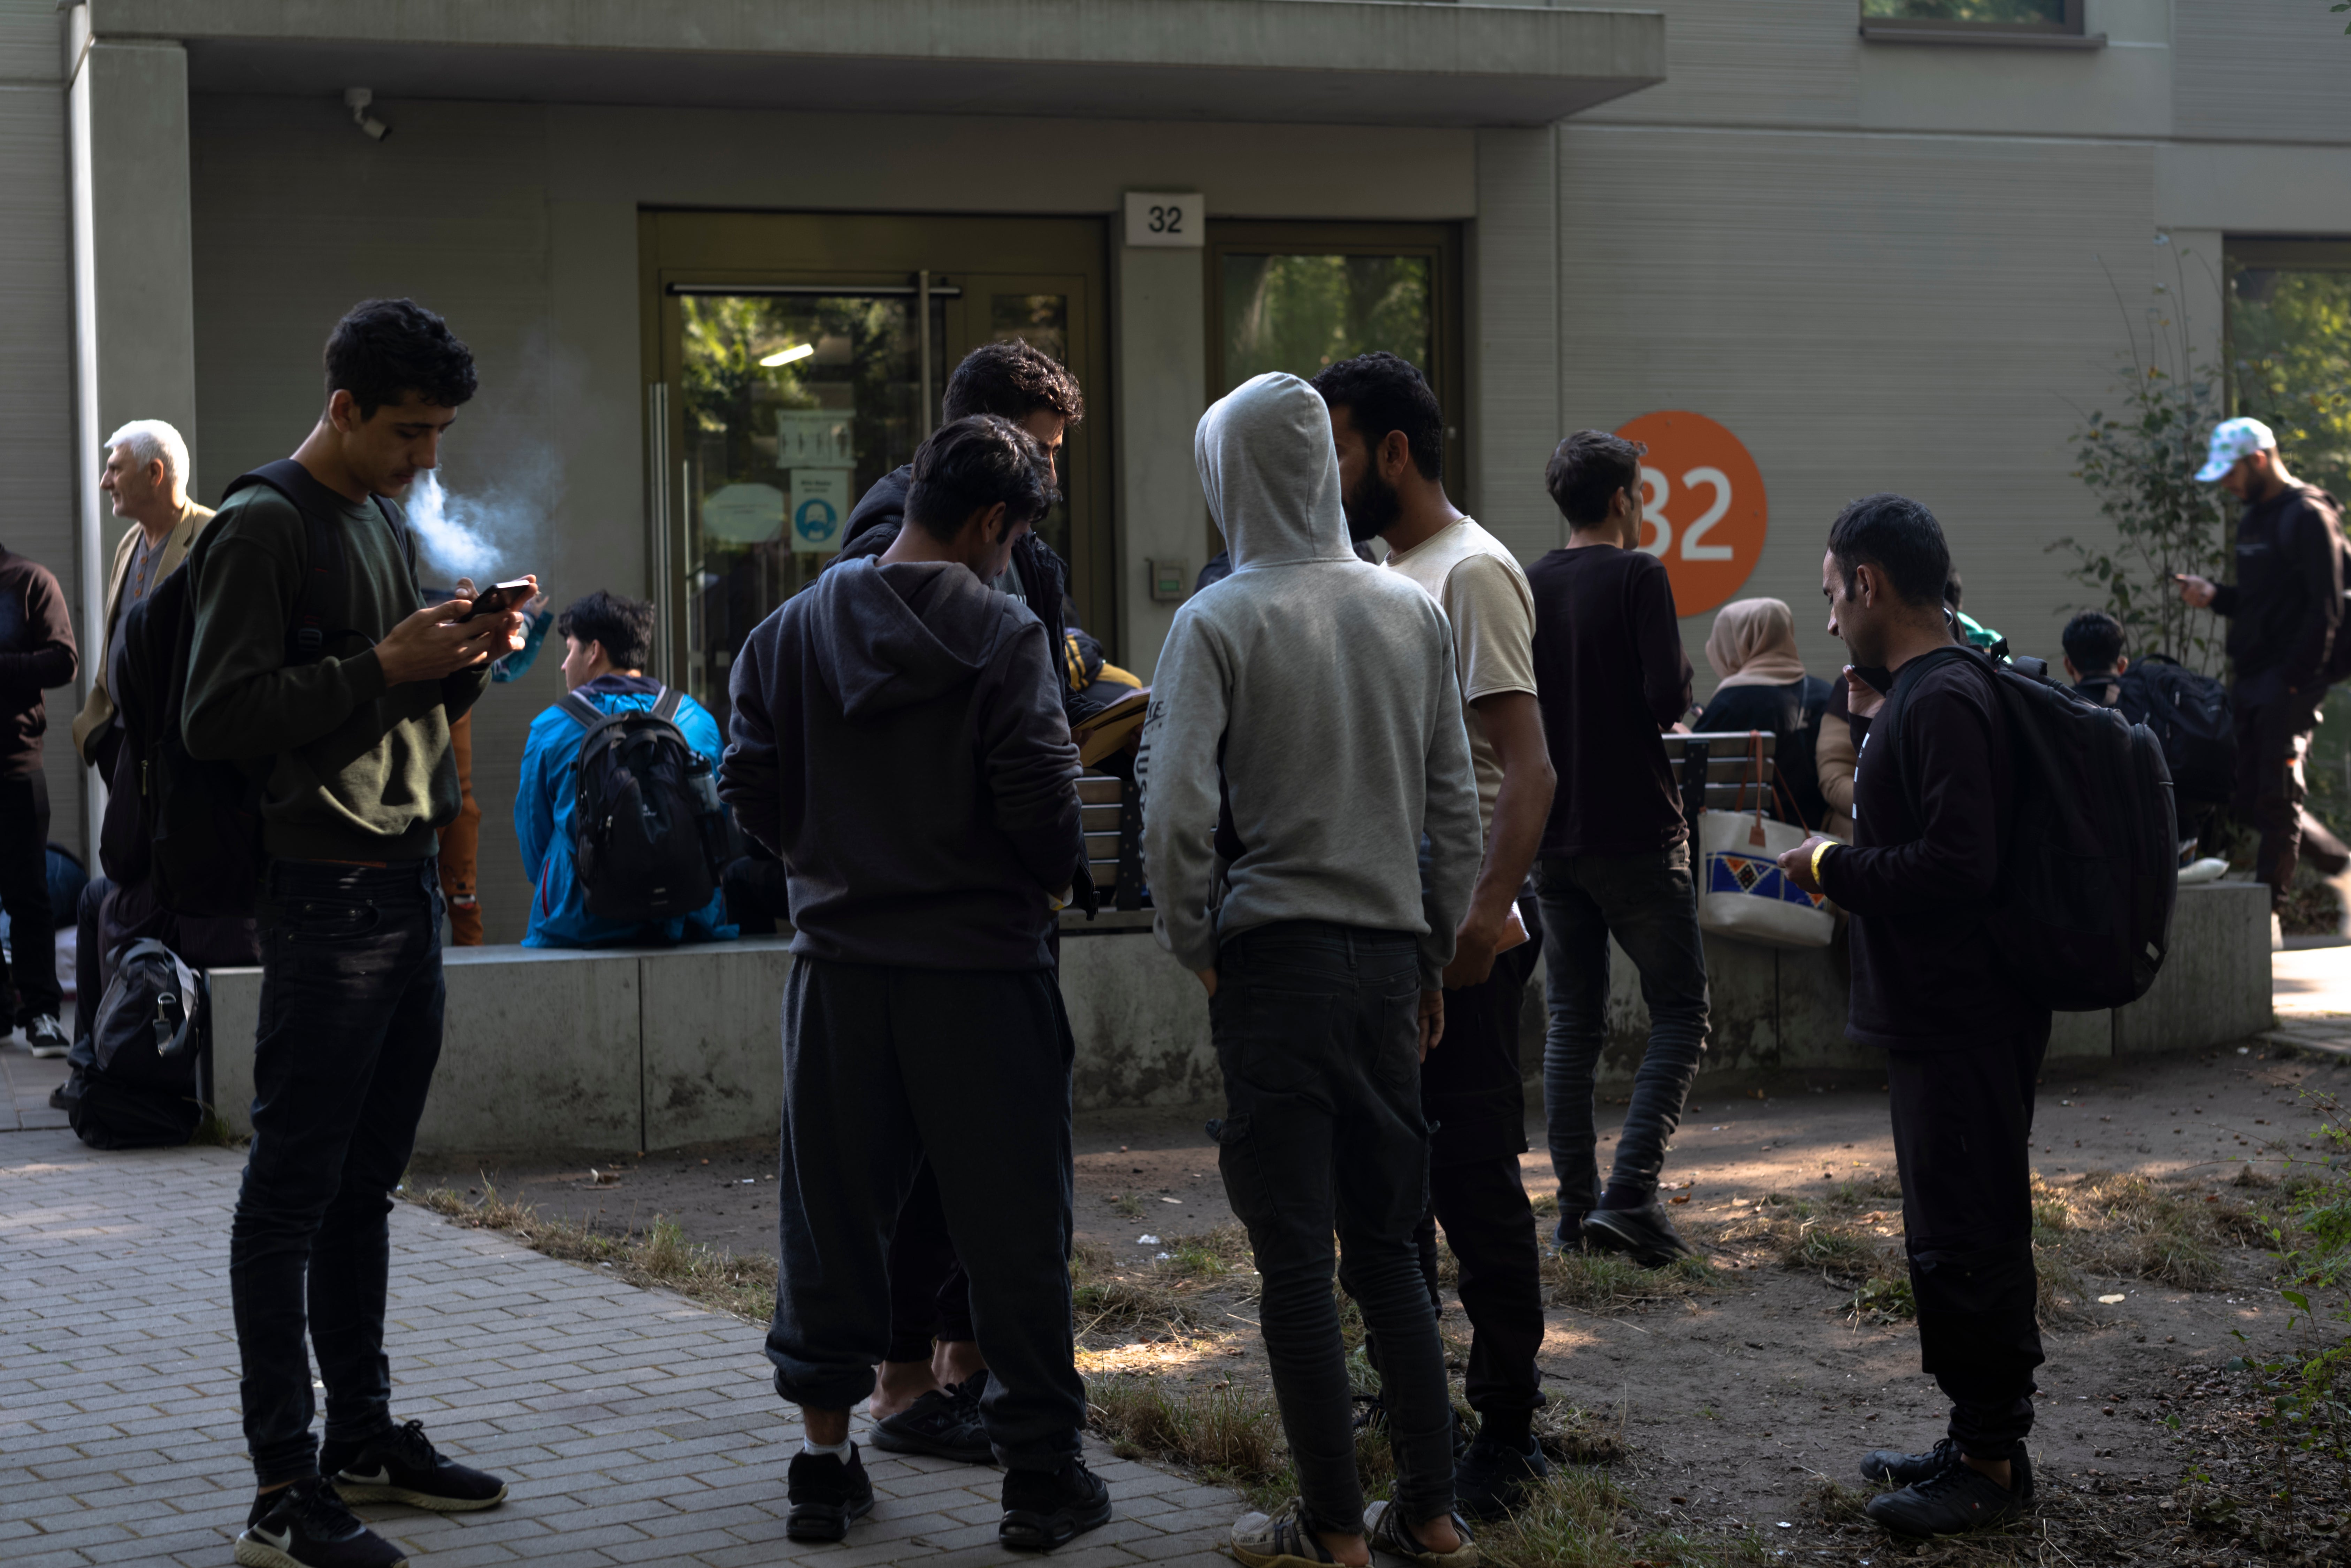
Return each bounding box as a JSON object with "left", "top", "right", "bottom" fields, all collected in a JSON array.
[
  {"left": 2227, "top": 239, "right": 2351, "bottom": 504},
  {"left": 1204, "top": 221, "right": 1464, "bottom": 497},
  {"left": 1859, "top": 0, "right": 2093, "bottom": 43}
]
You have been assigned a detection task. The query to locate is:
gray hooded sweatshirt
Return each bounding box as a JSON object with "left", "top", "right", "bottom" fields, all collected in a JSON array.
[{"left": 1139, "top": 372, "right": 1482, "bottom": 988}]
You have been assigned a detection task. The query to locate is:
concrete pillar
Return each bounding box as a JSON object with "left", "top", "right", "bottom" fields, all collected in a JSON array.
[
  {"left": 1111, "top": 243, "right": 1208, "bottom": 682},
  {"left": 1470, "top": 127, "right": 1561, "bottom": 562},
  {"left": 67, "top": 28, "right": 197, "bottom": 846}
]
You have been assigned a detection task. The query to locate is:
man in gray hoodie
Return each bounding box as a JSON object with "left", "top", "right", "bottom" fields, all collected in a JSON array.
[{"left": 1140, "top": 372, "right": 1485, "bottom": 1568}]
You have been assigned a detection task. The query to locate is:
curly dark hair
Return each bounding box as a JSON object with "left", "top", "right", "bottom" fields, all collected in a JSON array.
[
  {"left": 324, "top": 298, "right": 478, "bottom": 418},
  {"left": 1311, "top": 352, "right": 1445, "bottom": 482},
  {"left": 1828, "top": 493, "right": 1950, "bottom": 608},
  {"left": 1546, "top": 430, "right": 1647, "bottom": 527},
  {"left": 558, "top": 590, "right": 656, "bottom": 672},
  {"left": 941, "top": 340, "right": 1084, "bottom": 427},
  {"left": 905, "top": 416, "right": 1058, "bottom": 544}
]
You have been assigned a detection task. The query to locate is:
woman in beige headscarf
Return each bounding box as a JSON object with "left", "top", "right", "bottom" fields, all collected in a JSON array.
[{"left": 1694, "top": 598, "right": 1838, "bottom": 833}]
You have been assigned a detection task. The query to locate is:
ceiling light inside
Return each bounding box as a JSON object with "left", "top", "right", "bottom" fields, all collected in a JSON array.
[{"left": 758, "top": 344, "right": 815, "bottom": 368}]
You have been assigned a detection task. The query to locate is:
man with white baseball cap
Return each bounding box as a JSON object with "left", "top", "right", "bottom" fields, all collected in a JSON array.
[{"left": 2177, "top": 417, "right": 2351, "bottom": 923}]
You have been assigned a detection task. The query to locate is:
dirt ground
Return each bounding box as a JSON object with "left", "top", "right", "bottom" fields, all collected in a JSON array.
[{"left": 408, "top": 1037, "right": 2350, "bottom": 1561}]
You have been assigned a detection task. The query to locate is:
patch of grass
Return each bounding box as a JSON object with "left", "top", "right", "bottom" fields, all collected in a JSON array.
[
  {"left": 1541, "top": 1249, "right": 1713, "bottom": 1310},
  {"left": 1112, "top": 1192, "right": 1146, "bottom": 1219},
  {"left": 2035, "top": 1169, "right": 2241, "bottom": 1289},
  {"left": 1086, "top": 1375, "right": 1285, "bottom": 1501},
  {"left": 1779, "top": 1218, "right": 1885, "bottom": 1283},
  {"left": 1072, "top": 1275, "right": 1202, "bottom": 1338},
  {"left": 1847, "top": 1274, "right": 1916, "bottom": 1324},
  {"left": 1533, "top": 1402, "right": 1627, "bottom": 1466},
  {"left": 188, "top": 1107, "right": 248, "bottom": 1149},
  {"left": 1800, "top": 1474, "right": 1879, "bottom": 1525},
  {"left": 406, "top": 1181, "right": 774, "bottom": 1323},
  {"left": 1481, "top": 1466, "right": 1769, "bottom": 1568}
]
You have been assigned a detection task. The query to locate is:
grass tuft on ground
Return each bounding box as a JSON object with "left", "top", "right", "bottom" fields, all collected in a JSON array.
[
  {"left": 1480, "top": 1465, "right": 1770, "bottom": 1568},
  {"left": 406, "top": 1181, "right": 775, "bottom": 1323},
  {"left": 1542, "top": 1249, "right": 1713, "bottom": 1310}
]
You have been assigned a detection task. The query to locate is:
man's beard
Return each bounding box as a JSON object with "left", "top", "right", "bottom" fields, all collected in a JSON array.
[{"left": 1342, "top": 466, "right": 1401, "bottom": 544}]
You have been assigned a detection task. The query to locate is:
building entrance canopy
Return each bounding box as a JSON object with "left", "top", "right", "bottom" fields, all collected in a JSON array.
[{"left": 90, "top": 0, "right": 1665, "bottom": 128}]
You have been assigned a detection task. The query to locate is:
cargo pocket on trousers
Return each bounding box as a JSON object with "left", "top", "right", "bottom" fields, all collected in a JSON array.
[
  {"left": 1209, "top": 1113, "right": 1271, "bottom": 1225},
  {"left": 1371, "top": 986, "right": 1422, "bottom": 1095}
]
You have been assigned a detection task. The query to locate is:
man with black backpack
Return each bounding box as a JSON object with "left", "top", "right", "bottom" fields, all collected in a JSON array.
[
  {"left": 2177, "top": 417, "right": 2351, "bottom": 921},
  {"left": 1776, "top": 495, "right": 2049, "bottom": 1539},
  {"left": 516, "top": 590, "right": 735, "bottom": 947},
  {"left": 181, "top": 299, "right": 530, "bottom": 1568}
]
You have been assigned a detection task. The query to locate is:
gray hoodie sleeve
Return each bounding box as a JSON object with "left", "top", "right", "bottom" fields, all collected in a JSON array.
[
  {"left": 1139, "top": 606, "right": 1230, "bottom": 974},
  {"left": 1418, "top": 622, "right": 1484, "bottom": 989}
]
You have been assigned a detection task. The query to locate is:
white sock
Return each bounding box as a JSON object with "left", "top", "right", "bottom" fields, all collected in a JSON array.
[{"left": 802, "top": 1436, "right": 852, "bottom": 1461}]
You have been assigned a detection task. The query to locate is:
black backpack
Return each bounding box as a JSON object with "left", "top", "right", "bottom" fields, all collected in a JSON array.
[
  {"left": 67, "top": 938, "right": 209, "bottom": 1150},
  {"left": 1877, "top": 646, "right": 2177, "bottom": 1012},
  {"left": 2113, "top": 654, "right": 2235, "bottom": 806},
  {"left": 117, "top": 460, "right": 415, "bottom": 918},
  {"left": 561, "top": 687, "right": 729, "bottom": 924}
]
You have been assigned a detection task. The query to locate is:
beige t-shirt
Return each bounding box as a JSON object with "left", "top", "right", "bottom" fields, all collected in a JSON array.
[{"left": 1384, "top": 516, "right": 1538, "bottom": 838}]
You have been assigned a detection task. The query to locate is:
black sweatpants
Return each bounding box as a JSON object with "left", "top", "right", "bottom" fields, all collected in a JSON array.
[
  {"left": 1884, "top": 1012, "right": 2053, "bottom": 1463},
  {"left": 767, "top": 956, "right": 1084, "bottom": 1470},
  {"left": 0, "top": 771, "right": 58, "bottom": 1024},
  {"left": 1408, "top": 904, "right": 1546, "bottom": 1424},
  {"left": 885, "top": 1164, "right": 975, "bottom": 1365},
  {"left": 2233, "top": 685, "right": 2350, "bottom": 905}
]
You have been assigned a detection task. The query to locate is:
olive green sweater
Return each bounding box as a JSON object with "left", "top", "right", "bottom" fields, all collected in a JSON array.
[{"left": 181, "top": 479, "right": 488, "bottom": 863}]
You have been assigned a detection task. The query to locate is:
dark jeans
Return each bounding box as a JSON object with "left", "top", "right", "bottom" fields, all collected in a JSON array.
[
  {"left": 229, "top": 859, "right": 446, "bottom": 1488},
  {"left": 1537, "top": 846, "right": 1711, "bottom": 1235},
  {"left": 2233, "top": 686, "right": 2350, "bottom": 904},
  {"left": 768, "top": 957, "right": 1084, "bottom": 1469},
  {"left": 885, "top": 1162, "right": 975, "bottom": 1364},
  {"left": 1885, "top": 1014, "right": 2053, "bottom": 1463},
  {"left": 1210, "top": 921, "right": 1454, "bottom": 1535},
  {"left": 1382, "top": 910, "right": 1545, "bottom": 1423},
  {"left": 0, "top": 771, "right": 58, "bottom": 1023}
]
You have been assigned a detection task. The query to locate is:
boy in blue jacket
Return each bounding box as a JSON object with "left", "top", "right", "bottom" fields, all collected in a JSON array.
[{"left": 516, "top": 590, "right": 736, "bottom": 947}]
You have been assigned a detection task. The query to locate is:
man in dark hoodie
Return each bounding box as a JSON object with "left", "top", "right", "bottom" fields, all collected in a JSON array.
[
  {"left": 721, "top": 414, "right": 1109, "bottom": 1552},
  {"left": 835, "top": 338, "right": 1086, "bottom": 1459}
]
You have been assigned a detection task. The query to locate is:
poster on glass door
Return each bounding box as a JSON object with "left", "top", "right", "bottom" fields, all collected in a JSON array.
[{"left": 791, "top": 469, "right": 853, "bottom": 554}]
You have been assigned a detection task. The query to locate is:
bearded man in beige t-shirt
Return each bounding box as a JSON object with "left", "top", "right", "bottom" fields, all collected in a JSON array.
[{"left": 1313, "top": 352, "right": 1558, "bottom": 1521}]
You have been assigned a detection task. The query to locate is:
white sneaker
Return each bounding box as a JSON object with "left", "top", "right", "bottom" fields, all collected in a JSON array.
[{"left": 22, "top": 1015, "right": 67, "bottom": 1058}]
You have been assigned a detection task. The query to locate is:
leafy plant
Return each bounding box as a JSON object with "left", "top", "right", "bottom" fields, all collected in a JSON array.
[{"left": 2052, "top": 254, "right": 2231, "bottom": 671}]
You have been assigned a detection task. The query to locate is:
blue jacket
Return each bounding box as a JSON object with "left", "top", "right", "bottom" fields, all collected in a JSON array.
[{"left": 516, "top": 673, "right": 737, "bottom": 948}]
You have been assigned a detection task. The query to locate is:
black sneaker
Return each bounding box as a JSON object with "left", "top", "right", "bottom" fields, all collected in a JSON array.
[
  {"left": 1454, "top": 1430, "right": 1548, "bottom": 1520},
  {"left": 235, "top": 1477, "right": 407, "bottom": 1568},
  {"left": 22, "top": 1014, "right": 67, "bottom": 1059},
  {"left": 1866, "top": 1455, "right": 2031, "bottom": 1537},
  {"left": 327, "top": 1420, "right": 507, "bottom": 1511},
  {"left": 1580, "top": 1201, "right": 1693, "bottom": 1268},
  {"left": 871, "top": 1385, "right": 993, "bottom": 1464},
  {"left": 1862, "top": 1439, "right": 2034, "bottom": 1502},
  {"left": 787, "top": 1445, "right": 875, "bottom": 1542},
  {"left": 1000, "top": 1458, "right": 1112, "bottom": 1551}
]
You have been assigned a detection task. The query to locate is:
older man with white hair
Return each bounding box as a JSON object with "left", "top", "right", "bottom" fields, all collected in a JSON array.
[{"left": 70, "top": 419, "right": 212, "bottom": 779}]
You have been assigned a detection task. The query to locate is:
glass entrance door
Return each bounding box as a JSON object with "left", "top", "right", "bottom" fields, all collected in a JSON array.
[{"left": 642, "top": 213, "right": 1110, "bottom": 714}]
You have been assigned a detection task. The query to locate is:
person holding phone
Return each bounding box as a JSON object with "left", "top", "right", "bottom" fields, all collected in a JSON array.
[
  {"left": 182, "top": 299, "right": 532, "bottom": 1568},
  {"left": 1775, "top": 495, "right": 2046, "bottom": 1539},
  {"left": 2175, "top": 417, "right": 2351, "bottom": 919}
]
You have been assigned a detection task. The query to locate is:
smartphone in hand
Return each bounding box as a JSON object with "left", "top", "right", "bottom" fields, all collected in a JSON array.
[{"left": 460, "top": 579, "right": 537, "bottom": 622}]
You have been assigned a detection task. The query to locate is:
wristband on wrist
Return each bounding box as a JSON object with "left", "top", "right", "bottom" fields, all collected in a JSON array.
[{"left": 1810, "top": 840, "right": 1834, "bottom": 887}]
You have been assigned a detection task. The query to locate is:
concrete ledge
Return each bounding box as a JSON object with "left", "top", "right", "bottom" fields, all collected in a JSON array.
[{"left": 204, "top": 884, "right": 2270, "bottom": 1155}]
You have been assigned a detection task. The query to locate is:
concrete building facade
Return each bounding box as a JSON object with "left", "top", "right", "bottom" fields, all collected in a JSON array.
[{"left": 3, "top": 0, "right": 2347, "bottom": 943}]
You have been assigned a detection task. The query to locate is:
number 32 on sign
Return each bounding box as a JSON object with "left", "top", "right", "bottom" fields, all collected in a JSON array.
[{"left": 1612, "top": 410, "right": 1768, "bottom": 619}]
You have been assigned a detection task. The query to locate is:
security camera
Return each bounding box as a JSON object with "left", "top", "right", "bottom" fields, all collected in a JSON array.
[{"left": 343, "top": 87, "right": 390, "bottom": 142}]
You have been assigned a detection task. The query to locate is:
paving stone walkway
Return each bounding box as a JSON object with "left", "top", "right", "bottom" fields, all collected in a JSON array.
[{"left": 0, "top": 1124, "right": 1240, "bottom": 1567}]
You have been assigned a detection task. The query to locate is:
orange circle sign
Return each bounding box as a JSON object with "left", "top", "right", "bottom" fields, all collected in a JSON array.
[{"left": 1613, "top": 410, "right": 1768, "bottom": 619}]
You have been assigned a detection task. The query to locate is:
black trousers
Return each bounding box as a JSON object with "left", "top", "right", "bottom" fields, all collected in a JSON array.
[
  {"left": 885, "top": 1164, "right": 975, "bottom": 1365},
  {"left": 1211, "top": 921, "right": 1456, "bottom": 1533},
  {"left": 230, "top": 860, "right": 445, "bottom": 1487},
  {"left": 1884, "top": 1013, "right": 2053, "bottom": 1463},
  {"left": 2233, "top": 685, "right": 2350, "bottom": 904},
  {"left": 1397, "top": 907, "right": 1546, "bottom": 1422},
  {"left": 0, "top": 771, "right": 58, "bottom": 1024},
  {"left": 767, "top": 956, "right": 1083, "bottom": 1469}
]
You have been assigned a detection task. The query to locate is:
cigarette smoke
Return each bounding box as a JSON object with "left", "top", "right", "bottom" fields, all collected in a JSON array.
[{"left": 404, "top": 442, "right": 561, "bottom": 585}]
